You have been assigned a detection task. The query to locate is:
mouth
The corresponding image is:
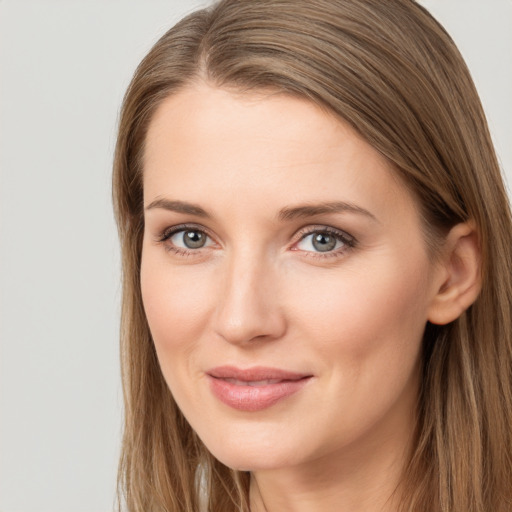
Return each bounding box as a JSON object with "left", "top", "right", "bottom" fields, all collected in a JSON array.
[
  {"left": 222, "top": 378, "right": 290, "bottom": 386},
  {"left": 206, "top": 366, "right": 313, "bottom": 412}
]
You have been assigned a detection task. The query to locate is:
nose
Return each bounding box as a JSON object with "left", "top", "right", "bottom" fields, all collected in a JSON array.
[{"left": 212, "top": 251, "right": 287, "bottom": 345}]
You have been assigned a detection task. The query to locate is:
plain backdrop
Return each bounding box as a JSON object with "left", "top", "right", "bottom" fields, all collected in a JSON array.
[{"left": 0, "top": 1, "right": 510, "bottom": 511}]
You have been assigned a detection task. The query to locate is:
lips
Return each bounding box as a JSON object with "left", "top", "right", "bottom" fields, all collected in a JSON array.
[{"left": 206, "top": 366, "right": 312, "bottom": 412}]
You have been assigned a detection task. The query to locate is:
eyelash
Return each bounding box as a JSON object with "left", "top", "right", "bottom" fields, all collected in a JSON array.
[
  {"left": 157, "top": 223, "right": 214, "bottom": 256},
  {"left": 294, "top": 225, "right": 356, "bottom": 259},
  {"left": 155, "top": 223, "right": 356, "bottom": 259}
]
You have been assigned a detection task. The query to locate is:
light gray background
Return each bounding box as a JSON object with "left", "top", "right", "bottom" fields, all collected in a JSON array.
[{"left": 0, "top": 1, "right": 510, "bottom": 511}]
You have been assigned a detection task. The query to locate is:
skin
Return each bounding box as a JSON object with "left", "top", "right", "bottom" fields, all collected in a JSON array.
[{"left": 140, "top": 83, "right": 479, "bottom": 511}]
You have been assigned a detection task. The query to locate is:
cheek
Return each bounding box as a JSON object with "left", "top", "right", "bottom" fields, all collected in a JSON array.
[
  {"left": 282, "top": 261, "right": 429, "bottom": 443},
  {"left": 285, "top": 256, "right": 431, "bottom": 367},
  {"left": 140, "top": 252, "right": 214, "bottom": 364}
]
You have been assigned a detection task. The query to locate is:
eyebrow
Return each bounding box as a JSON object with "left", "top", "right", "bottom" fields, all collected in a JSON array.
[
  {"left": 145, "top": 198, "right": 377, "bottom": 223},
  {"left": 278, "top": 201, "right": 378, "bottom": 222},
  {"left": 145, "top": 198, "right": 210, "bottom": 217}
]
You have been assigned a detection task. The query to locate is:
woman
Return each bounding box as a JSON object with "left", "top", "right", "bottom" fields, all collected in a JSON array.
[{"left": 112, "top": 0, "right": 512, "bottom": 510}]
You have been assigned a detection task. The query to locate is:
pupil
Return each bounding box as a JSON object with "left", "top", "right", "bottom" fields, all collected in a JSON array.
[
  {"left": 312, "top": 233, "right": 336, "bottom": 252},
  {"left": 184, "top": 231, "right": 205, "bottom": 249}
]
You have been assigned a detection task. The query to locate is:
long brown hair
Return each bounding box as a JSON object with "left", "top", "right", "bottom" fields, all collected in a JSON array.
[{"left": 113, "top": 1, "right": 512, "bottom": 510}]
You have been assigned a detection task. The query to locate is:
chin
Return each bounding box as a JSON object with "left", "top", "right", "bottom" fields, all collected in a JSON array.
[
  {"left": 197, "top": 425, "right": 306, "bottom": 472},
  {"left": 209, "top": 447, "right": 295, "bottom": 472}
]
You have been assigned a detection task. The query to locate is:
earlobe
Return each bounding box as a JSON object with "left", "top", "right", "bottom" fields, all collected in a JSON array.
[{"left": 427, "top": 222, "right": 482, "bottom": 326}]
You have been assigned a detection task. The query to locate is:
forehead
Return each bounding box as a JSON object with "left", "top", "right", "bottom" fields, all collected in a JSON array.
[
  {"left": 143, "top": 83, "right": 417, "bottom": 223},
  {"left": 144, "top": 85, "right": 347, "bottom": 165}
]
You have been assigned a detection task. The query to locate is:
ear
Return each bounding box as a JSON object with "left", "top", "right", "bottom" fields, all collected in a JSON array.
[{"left": 427, "top": 222, "right": 481, "bottom": 325}]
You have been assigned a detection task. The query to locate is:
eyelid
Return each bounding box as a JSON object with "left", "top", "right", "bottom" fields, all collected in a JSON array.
[
  {"left": 154, "top": 223, "right": 219, "bottom": 258},
  {"left": 291, "top": 224, "right": 357, "bottom": 256},
  {"left": 294, "top": 224, "right": 355, "bottom": 243},
  {"left": 157, "top": 223, "right": 215, "bottom": 243}
]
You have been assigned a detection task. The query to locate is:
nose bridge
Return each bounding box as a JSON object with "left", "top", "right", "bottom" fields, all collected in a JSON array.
[{"left": 213, "top": 246, "right": 285, "bottom": 345}]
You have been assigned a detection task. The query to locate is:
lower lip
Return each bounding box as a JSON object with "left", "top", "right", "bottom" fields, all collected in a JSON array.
[{"left": 208, "top": 376, "right": 311, "bottom": 412}]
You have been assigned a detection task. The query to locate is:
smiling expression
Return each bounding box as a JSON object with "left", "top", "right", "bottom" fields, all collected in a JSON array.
[{"left": 140, "top": 83, "right": 442, "bottom": 473}]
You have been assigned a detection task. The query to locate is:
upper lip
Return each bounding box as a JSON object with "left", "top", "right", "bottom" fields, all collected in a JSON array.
[{"left": 207, "top": 365, "right": 311, "bottom": 382}]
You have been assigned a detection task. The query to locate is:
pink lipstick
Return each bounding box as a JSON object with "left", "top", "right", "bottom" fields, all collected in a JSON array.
[{"left": 207, "top": 366, "right": 312, "bottom": 412}]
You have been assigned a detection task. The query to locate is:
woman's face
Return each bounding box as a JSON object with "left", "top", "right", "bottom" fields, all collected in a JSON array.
[{"left": 141, "top": 84, "right": 442, "bottom": 472}]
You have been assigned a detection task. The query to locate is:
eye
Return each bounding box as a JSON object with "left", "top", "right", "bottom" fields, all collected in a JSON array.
[
  {"left": 171, "top": 229, "right": 210, "bottom": 249},
  {"left": 157, "top": 225, "right": 215, "bottom": 253},
  {"left": 294, "top": 227, "right": 355, "bottom": 255}
]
